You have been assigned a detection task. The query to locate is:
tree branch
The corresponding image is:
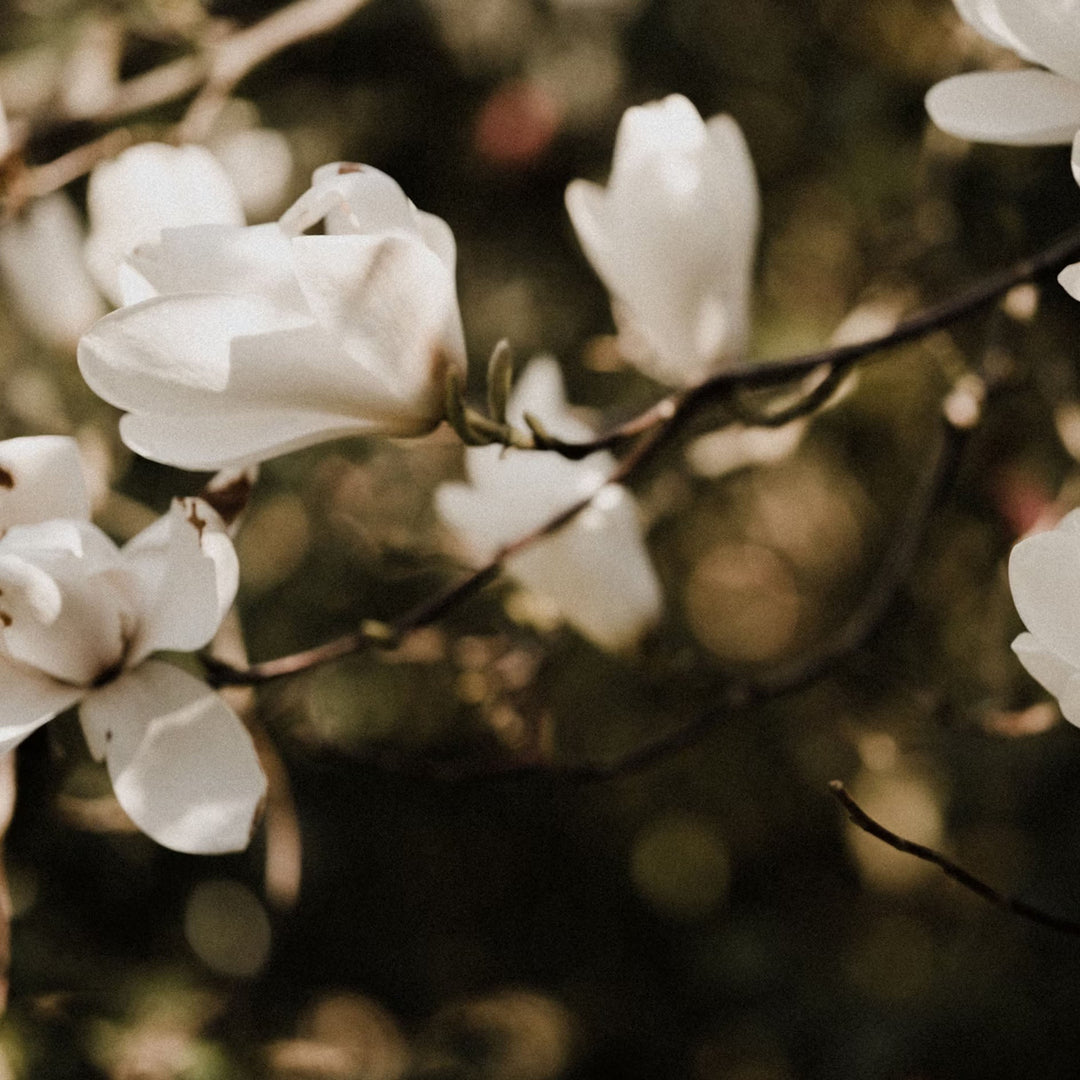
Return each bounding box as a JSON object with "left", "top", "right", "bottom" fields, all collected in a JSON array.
[
  {"left": 203, "top": 221, "right": 1061, "bottom": 691},
  {"left": 2, "top": 0, "right": 375, "bottom": 214},
  {"left": 534, "top": 223, "right": 1080, "bottom": 460},
  {"left": 203, "top": 421, "right": 668, "bottom": 687},
  {"left": 830, "top": 781, "right": 1080, "bottom": 935}
]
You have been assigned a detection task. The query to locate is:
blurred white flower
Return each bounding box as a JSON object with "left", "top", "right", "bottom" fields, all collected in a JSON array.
[
  {"left": 436, "top": 356, "right": 662, "bottom": 650},
  {"left": 565, "top": 94, "right": 759, "bottom": 386},
  {"left": 78, "top": 162, "right": 466, "bottom": 470},
  {"left": 0, "top": 192, "right": 107, "bottom": 349},
  {"left": 1009, "top": 508, "right": 1080, "bottom": 724},
  {"left": 85, "top": 142, "right": 245, "bottom": 305},
  {"left": 685, "top": 418, "right": 807, "bottom": 478},
  {"left": 205, "top": 100, "right": 295, "bottom": 221},
  {"left": 0, "top": 435, "right": 265, "bottom": 853},
  {"left": 926, "top": 0, "right": 1080, "bottom": 152},
  {"left": 209, "top": 125, "right": 294, "bottom": 221}
]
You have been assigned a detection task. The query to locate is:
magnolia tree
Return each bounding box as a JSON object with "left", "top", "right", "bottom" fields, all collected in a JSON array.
[{"left": 5, "top": 0, "right": 1080, "bottom": 1073}]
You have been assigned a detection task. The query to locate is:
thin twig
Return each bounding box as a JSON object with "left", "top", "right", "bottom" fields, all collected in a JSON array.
[
  {"left": 504, "top": 403, "right": 963, "bottom": 783},
  {"left": 830, "top": 781, "right": 1080, "bottom": 935},
  {"left": 203, "top": 225, "right": 1044, "bottom": 689},
  {"left": 17, "top": 128, "right": 138, "bottom": 204},
  {"left": 3, "top": 0, "right": 374, "bottom": 215},
  {"left": 176, "top": 0, "right": 375, "bottom": 141},
  {"left": 210, "top": 226, "right": 1080, "bottom": 701},
  {"left": 204, "top": 422, "right": 668, "bottom": 687}
]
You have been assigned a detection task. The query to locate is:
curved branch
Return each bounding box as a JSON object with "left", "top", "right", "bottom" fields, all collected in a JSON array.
[
  {"left": 539, "top": 223, "right": 1080, "bottom": 460},
  {"left": 203, "top": 422, "right": 667, "bottom": 687},
  {"left": 207, "top": 225, "right": 1077, "bottom": 694},
  {"left": 830, "top": 781, "right": 1080, "bottom": 935}
]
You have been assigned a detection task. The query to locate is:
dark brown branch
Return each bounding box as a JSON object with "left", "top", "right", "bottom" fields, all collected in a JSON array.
[
  {"left": 213, "top": 376, "right": 967, "bottom": 788},
  {"left": 540, "top": 223, "right": 1080, "bottom": 460},
  {"left": 209, "top": 227, "right": 1079, "bottom": 699},
  {"left": 501, "top": 401, "right": 964, "bottom": 783},
  {"left": 829, "top": 781, "right": 1080, "bottom": 935},
  {"left": 204, "top": 422, "right": 668, "bottom": 687}
]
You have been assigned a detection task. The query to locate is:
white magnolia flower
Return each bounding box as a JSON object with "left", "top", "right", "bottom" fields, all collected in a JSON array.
[
  {"left": 926, "top": 0, "right": 1080, "bottom": 153},
  {"left": 0, "top": 435, "right": 265, "bottom": 853},
  {"left": 1009, "top": 508, "right": 1080, "bottom": 724},
  {"left": 436, "top": 356, "right": 662, "bottom": 650},
  {"left": 565, "top": 94, "right": 759, "bottom": 386},
  {"left": 78, "top": 163, "right": 466, "bottom": 471},
  {"left": 85, "top": 142, "right": 246, "bottom": 305}
]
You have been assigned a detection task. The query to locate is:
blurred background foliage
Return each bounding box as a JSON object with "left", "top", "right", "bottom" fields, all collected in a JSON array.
[{"left": 4, "top": 0, "right": 1080, "bottom": 1076}]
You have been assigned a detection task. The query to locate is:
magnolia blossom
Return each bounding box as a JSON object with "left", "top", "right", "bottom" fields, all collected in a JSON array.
[
  {"left": 1009, "top": 508, "right": 1080, "bottom": 724},
  {"left": 0, "top": 435, "right": 265, "bottom": 853},
  {"left": 436, "top": 357, "right": 662, "bottom": 650},
  {"left": 565, "top": 94, "right": 759, "bottom": 386},
  {"left": 85, "top": 143, "right": 246, "bottom": 305},
  {"left": 78, "top": 163, "right": 466, "bottom": 470},
  {"left": 926, "top": 0, "right": 1080, "bottom": 153}
]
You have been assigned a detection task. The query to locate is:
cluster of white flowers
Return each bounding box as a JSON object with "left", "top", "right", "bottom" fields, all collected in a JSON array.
[
  {"left": 929, "top": 0, "right": 1080, "bottom": 727},
  {"left": 0, "top": 436, "right": 264, "bottom": 853},
  {"left": 8, "top": 0, "right": 1080, "bottom": 849},
  {"left": 0, "top": 88, "right": 765, "bottom": 852}
]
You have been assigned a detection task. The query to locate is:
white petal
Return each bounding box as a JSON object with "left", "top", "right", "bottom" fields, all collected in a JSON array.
[
  {"left": 416, "top": 210, "right": 458, "bottom": 275},
  {"left": 1012, "top": 632, "right": 1080, "bottom": 724},
  {"left": 80, "top": 285, "right": 448, "bottom": 471},
  {"left": 122, "top": 498, "right": 239, "bottom": 663},
  {"left": 565, "top": 178, "right": 608, "bottom": 257},
  {"left": 953, "top": 0, "right": 1037, "bottom": 57},
  {"left": 291, "top": 232, "right": 466, "bottom": 404},
  {"left": 505, "top": 355, "right": 595, "bottom": 440},
  {"left": 0, "top": 435, "right": 90, "bottom": 527},
  {"left": 1071, "top": 127, "right": 1080, "bottom": 187},
  {"left": 208, "top": 125, "right": 294, "bottom": 221},
  {"left": 0, "top": 520, "right": 134, "bottom": 686},
  {"left": 926, "top": 71, "right": 1080, "bottom": 144},
  {"left": 437, "top": 363, "right": 614, "bottom": 554},
  {"left": 1012, "top": 631, "right": 1074, "bottom": 698},
  {"left": 439, "top": 447, "right": 609, "bottom": 560},
  {"left": 77, "top": 291, "right": 315, "bottom": 413},
  {"left": 119, "top": 409, "right": 371, "bottom": 472},
  {"left": 0, "top": 193, "right": 107, "bottom": 349},
  {"left": 0, "top": 657, "right": 84, "bottom": 755},
  {"left": 704, "top": 114, "right": 761, "bottom": 231},
  {"left": 952, "top": 0, "right": 1020, "bottom": 51},
  {"left": 685, "top": 419, "right": 806, "bottom": 478},
  {"left": 507, "top": 485, "right": 662, "bottom": 650},
  {"left": 85, "top": 143, "right": 245, "bottom": 304},
  {"left": 1009, "top": 524, "right": 1080, "bottom": 668},
  {"left": 1059, "top": 259, "right": 1080, "bottom": 299},
  {"left": 608, "top": 95, "right": 707, "bottom": 190},
  {"left": 126, "top": 223, "right": 305, "bottom": 312},
  {"left": 991, "top": 0, "right": 1080, "bottom": 81},
  {"left": 279, "top": 164, "right": 419, "bottom": 238},
  {"left": 80, "top": 661, "right": 266, "bottom": 854}
]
